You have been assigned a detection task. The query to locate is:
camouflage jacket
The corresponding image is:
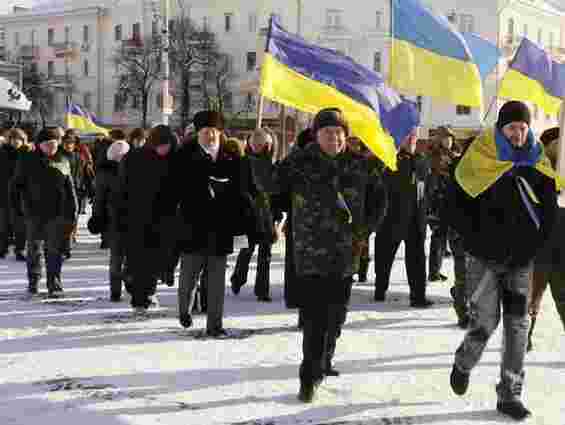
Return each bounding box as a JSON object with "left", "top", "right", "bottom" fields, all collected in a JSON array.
[{"left": 274, "top": 143, "right": 385, "bottom": 279}]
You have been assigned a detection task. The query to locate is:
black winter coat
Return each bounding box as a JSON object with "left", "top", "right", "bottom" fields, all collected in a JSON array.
[
  {"left": 93, "top": 159, "right": 120, "bottom": 234},
  {"left": 449, "top": 165, "right": 557, "bottom": 267},
  {"left": 380, "top": 151, "right": 430, "bottom": 239},
  {"left": 10, "top": 149, "right": 77, "bottom": 221},
  {"left": 0, "top": 145, "right": 19, "bottom": 208},
  {"left": 174, "top": 143, "right": 248, "bottom": 256}
]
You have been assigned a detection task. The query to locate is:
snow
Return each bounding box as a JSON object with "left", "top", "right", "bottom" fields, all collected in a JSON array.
[{"left": 0, "top": 214, "right": 563, "bottom": 425}]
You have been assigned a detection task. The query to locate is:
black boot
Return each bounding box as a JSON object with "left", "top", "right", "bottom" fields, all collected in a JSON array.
[
  {"left": 47, "top": 275, "right": 63, "bottom": 298},
  {"left": 297, "top": 379, "right": 321, "bottom": 403},
  {"left": 27, "top": 278, "right": 39, "bottom": 294},
  {"left": 496, "top": 401, "right": 531, "bottom": 420},
  {"left": 450, "top": 364, "right": 470, "bottom": 395},
  {"left": 358, "top": 257, "right": 369, "bottom": 283}
]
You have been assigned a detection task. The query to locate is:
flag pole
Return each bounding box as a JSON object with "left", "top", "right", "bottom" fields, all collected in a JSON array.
[
  {"left": 257, "top": 14, "right": 274, "bottom": 129},
  {"left": 556, "top": 103, "right": 565, "bottom": 207}
]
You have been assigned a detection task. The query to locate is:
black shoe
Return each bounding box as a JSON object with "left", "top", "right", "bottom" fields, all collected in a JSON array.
[
  {"left": 15, "top": 252, "right": 26, "bottom": 262},
  {"left": 207, "top": 327, "right": 228, "bottom": 338},
  {"left": 257, "top": 295, "right": 272, "bottom": 302},
  {"left": 297, "top": 379, "right": 321, "bottom": 403},
  {"left": 373, "top": 292, "right": 386, "bottom": 302},
  {"left": 357, "top": 273, "right": 367, "bottom": 283},
  {"left": 429, "top": 272, "right": 448, "bottom": 282},
  {"left": 457, "top": 316, "right": 470, "bottom": 329},
  {"left": 100, "top": 240, "right": 109, "bottom": 250},
  {"left": 27, "top": 280, "right": 38, "bottom": 294},
  {"left": 63, "top": 251, "right": 72, "bottom": 260},
  {"left": 497, "top": 400, "right": 531, "bottom": 421},
  {"left": 179, "top": 313, "right": 193, "bottom": 329},
  {"left": 110, "top": 293, "right": 122, "bottom": 302},
  {"left": 0, "top": 251, "right": 7, "bottom": 259},
  {"left": 450, "top": 364, "right": 469, "bottom": 396},
  {"left": 325, "top": 367, "right": 340, "bottom": 377},
  {"left": 230, "top": 276, "right": 244, "bottom": 295},
  {"left": 410, "top": 298, "right": 434, "bottom": 308}
]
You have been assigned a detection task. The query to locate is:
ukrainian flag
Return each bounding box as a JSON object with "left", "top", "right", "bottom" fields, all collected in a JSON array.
[
  {"left": 390, "top": 0, "right": 483, "bottom": 108},
  {"left": 259, "top": 16, "right": 405, "bottom": 170},
  {"left": 65, "top": 103, "right": 109, "bottom": 136},
  {"left": 499, "top": 38, "right": 565, "bottom": 116}
]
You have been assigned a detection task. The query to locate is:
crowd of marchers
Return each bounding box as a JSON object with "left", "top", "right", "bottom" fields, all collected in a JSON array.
[{"left": 0, "top": 101, "right": 564, "bottom": 420}]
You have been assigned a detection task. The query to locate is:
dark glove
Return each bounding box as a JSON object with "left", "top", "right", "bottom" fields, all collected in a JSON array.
[{"left": 87, "top": 215, "right": 106, "bottom": 235}]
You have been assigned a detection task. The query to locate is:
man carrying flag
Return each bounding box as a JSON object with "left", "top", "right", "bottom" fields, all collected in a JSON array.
[{"left": 448, "top": 101, "right": 561, "bottom": 420}]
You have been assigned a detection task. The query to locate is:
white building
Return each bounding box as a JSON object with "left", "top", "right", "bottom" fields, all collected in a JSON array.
[{"left": 0, "top": 0, "right": 563, "bottom": 133}]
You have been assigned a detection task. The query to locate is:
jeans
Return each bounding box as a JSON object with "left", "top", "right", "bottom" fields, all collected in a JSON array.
[
  {"left": 454, "top": 255, "right": 531, "bottom": 402},
  {"left": 25, "top": 218, "right": 65, "bottom": 286}
]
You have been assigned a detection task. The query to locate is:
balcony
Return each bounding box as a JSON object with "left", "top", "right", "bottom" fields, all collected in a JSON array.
[
  {"left": 45, "top": 74, "right": 73, "bottom": 89},
  {"left": 18, "top": 45, "right": 40, "bottom": 60},
  {"left": 49, "top": 41, "right": 79, "bottom": 59},
  {"left": 121, "top": 37, "right": 144, "bottom": 53}
]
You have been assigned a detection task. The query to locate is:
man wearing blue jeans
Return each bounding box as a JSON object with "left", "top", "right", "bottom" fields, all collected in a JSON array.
[{"left": 448, "top": 101, "right": 559, "bottom": 421}]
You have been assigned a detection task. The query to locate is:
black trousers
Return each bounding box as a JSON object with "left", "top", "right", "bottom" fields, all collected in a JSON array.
[
  {"left": 231, "top": 243, "right": 272, "bottom": 297},
  {"left": 374, "top": 217, "right": 427, "bottom": 301},
  {"left": 299, "top": 277, "right": 352, "bottom": 384},
  {"left": 428, "top": 220, "right": 448, "bottom": 276}
]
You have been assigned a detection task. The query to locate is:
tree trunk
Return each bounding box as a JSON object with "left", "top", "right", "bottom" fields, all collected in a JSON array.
[
  {"left": 181, "top": 71, "right": 191, "bottom": 129},
  {"left": 142, "top": 93, "right": 149, "bottom": 128}
]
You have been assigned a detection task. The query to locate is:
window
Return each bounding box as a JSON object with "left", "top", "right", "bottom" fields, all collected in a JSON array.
[
  {"left": 115, "top": 24, "right": 122, "bottom": 41},
  {"left": 326, "top": 9, "right": 343, "bottom": 28},
  {"left": 132, "top": 23, "right": 141, "bottom": 41},
  {"left": 224, "top": 92, "right": 233, "bottom": 111},
  {"left": 31, "top": 30, "right": 36, "bottom": 47},
  {"left": 507, "top": 18, "right": 514, "bottom": 41},
  {"left": 246, "top": 51, "right": 257, "bottom": 71},
  {"left": 417, "top": 96, "right": 423, "bottom": 113},
  {"left": 83, "top": 25, "right": 89, "bottom": 44},
  {"left": 549, "top": 32, "right": 554, "bottom": 48},
  {"left": 248, "top": 13, "right": 257, "bottom": 32},
  {"left": 456, "top": 105, "right": 471, "bottom": 115},
  {"left": 375, "top": 10, "right": 382, "bottom": 29},
  {"left": 447, "top": 12, "right": 456, "bottom": 24},
  {"left": 83, "top": 59, "right": 89, "bottom": 76},
  {"left": 14, "top": 32, "right": 19, "bottom": 48},
  {"left": 168, "top": 19, "right": 175, "bottom": 37},
  {"left": 538, "top": 28, "right": 543, "bottom": 45},
  {"left": 131, "top": 95, "right": 139, "bottom": 109},
  {"left": 152, "top": 20, "right": 158, "bottom": 38},
  {"left": 114, "top": 93, "right": 124, "bottom": 112},
  {"left": 203, "top": 16, "right": 209, "bottom": 31},
  {"left": 373, "top": 51, "right": 381, "bottom": 73},
  {"left": 459, "top": 14, "right": 474, "bottom": 33},
  {"left": 47, "top": 61, "right": 54, "bottom": 78},
  {"left": 48, "top": 28, "right": 55, "bottom": 45},
  {"left": 64, "top": 26, "right": 70, "bottom": 43},
  {"left": 83, "top": 92, "right": 92, "bottom": 110},
  {"left": 523, "top": 24, "right": 528, "bottom": 38},
  {"left": 225, "top": 13, "right": 233, "bottom": 32}
]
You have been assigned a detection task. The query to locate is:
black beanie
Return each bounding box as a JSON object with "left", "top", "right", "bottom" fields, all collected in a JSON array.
[
  {"left": 35, "top": 128, "right": 61, "bottom": 144},
  {"left": 311, "top": 108, "right": 349, "bottom": 136},
  {"left": 496, "top": 101, "right": 531, "bottom": 130},
  {"left": 193, "top": 110, "right": 224, "bottom": 133}
]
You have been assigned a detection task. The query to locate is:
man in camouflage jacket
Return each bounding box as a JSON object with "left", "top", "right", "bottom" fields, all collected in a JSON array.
[{"left": 274, "top": 108, "right": 385, "bottom": 403}]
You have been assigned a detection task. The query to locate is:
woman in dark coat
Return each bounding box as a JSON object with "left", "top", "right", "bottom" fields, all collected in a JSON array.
[{"left": 117, "top": 125, "right": 178, "bottom": 313}]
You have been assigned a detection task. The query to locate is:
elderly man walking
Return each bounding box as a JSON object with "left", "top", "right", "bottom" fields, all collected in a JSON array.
[{"left": 448, "top": 101, "right": 560, "bottom": 420}]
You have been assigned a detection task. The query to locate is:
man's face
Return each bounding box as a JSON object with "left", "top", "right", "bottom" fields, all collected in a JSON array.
[
  {"left": 198, "top": 127, "right": 220, "bottom": 147},
  {"left": 502, "top": 121, "right": 529, "bottom": 148},
  {"left": 155, "top": 143, "right": 171, "bottom": 157},
  {"left": 317, "top": 126, "right": 346, "bottom": 157},
  {"left": 400, "top": 131, "right": 418, "bottom": 154},
  {"left": 62, "top": 141, "right": 75, "bottom": 153},
  {"left": 250, "top": 135, "right": 272, "bottom": 154},
  {"left": 39, "top": 139, "right": 59, "bottom": 156},
  {"left": 133, "top": 138, "right": 145, "bottom": 148},
  {"left": 440, "top": 136, "right": 453, "bottom": 150}
]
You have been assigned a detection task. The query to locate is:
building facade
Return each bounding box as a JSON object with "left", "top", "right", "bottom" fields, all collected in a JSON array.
[{"left": 0, "top": 0, "right": 563, "bottom": 132}]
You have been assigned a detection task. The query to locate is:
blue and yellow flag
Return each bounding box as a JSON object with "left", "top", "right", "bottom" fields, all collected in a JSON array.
[
  {"left": 65, "top": 103, "right": 109, "bottom": 136},
  {"left": 499, "top": 38, "right": 565, "bottom": 116},
  {"left": 259, "top": 16, "right": 414, "bottom": 170},
  {"left": 390, "top": 0, "right": 483, "bottom": 108}
]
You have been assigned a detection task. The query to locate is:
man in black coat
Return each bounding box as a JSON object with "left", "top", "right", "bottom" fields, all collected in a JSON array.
[
  {"left": 448, "top": 101, "right": 558, "bottom": 421},
  {"left": 10, "top": 128, "right": 78, "bottom": 297},
  {"left": 175, "top": 110, "right": 247, "bottom": 336},
  {"left": 373, "top": 129, "right": 432, "bottom": 307}
]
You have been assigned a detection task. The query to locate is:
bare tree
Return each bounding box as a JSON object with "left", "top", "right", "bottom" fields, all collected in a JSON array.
[{"left": 113, "top": 36, "right": 161, "bottom": 128}]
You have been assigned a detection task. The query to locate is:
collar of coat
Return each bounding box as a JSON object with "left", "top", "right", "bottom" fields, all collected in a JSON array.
[{"left": 455, "top": 127, "right": 565, "bottom": 198}]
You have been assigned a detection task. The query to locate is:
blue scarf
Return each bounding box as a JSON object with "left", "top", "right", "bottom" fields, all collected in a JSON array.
[{"left": 494, "top": 128, "right": 541, "bottom": 167}]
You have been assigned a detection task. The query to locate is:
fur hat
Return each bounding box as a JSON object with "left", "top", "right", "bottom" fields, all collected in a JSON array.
[
  {"left": 311, "top": 108, "right": 349, "bottom": 137},
  {"left": 193, "top": 110, "right": 224, "bottom": 133},
  {"left": 106, "top": 140, "right": 130, "bottom": 162},
  {"left": 497, "top": 101, "right": 531, "bottom": 130},
  {"left": 540, "top": 127, "right": 559, "bottom": 146}
]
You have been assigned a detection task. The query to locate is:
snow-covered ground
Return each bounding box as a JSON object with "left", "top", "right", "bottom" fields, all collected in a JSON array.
[{"left": 0, "top": 215, "right": 563, "bottom": 425}]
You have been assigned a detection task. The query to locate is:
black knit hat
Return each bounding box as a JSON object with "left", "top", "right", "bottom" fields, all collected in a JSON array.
[
  {"left": 193, "top": 110, "right": 224, "bottom": 133},
  {"left": 311, "top": 108, "right": 349, "bottom": 137},
  {"left": 35, "top": 128, "right": 61, "bottom": 144},
  {"left": 496, "top": 101, "right": 531, "bottom": 130},
  {"left": 540, "top": 127, "right": 559, "bottom": 146}
]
